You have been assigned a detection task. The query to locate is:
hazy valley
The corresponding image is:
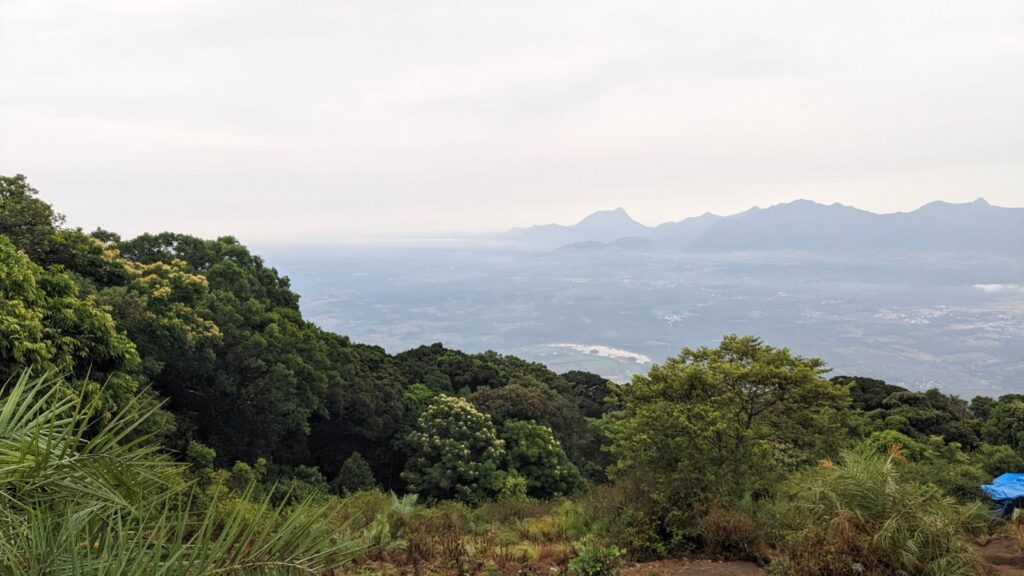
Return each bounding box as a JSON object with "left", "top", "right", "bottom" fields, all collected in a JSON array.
[{"left": 262, "top": 198, "right": 1024, "bottom": 398}]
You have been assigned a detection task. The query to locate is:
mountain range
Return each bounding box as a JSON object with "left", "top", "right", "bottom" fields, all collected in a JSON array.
[{"left": 505, "top": 198, "right": 1024, "bottom": 254}]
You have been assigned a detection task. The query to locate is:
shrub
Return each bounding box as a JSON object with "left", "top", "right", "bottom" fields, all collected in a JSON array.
[
  {"left": 403, "top": 502, "right": 476, "bottom": 572},
  {"left": 860, "top": 430, "right": 989, "bottom": 501},
  {"left": 477, "top": 496, "right": 554, "bottom": 524},
  {"left": 567, "top": 536, "right": 625, "bottom": 576},
  {"left": 700, "top": 504, "right": 768, "bottom": 562},
  {"left": 774, "top": 445, "right": 989, "bottom": 576},
  {"left": 270, "top": 464, "right": 330, "bottom": 504},
  {"left": 578, "top": 474, "right": 668, "bottom": 560},
  {"left": 0, "top": 371, "right": 362, "bottom": 575}
]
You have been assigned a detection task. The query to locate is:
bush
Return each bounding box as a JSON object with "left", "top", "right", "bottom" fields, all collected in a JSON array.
[
  {"left": 567, "top": 536, "right": 625, "bottom": 576},
  {"left": 403, "top": 502, "right": 476, "bottom": 572},
  {"left": 860, "top": 430, "right": 989, "bottom": 501},
  {"left": 700, "top": 504, "right": 768, "bottom": 562},
  {"left": 337, "top": 489, "right": 397, "bottom": 530},
  {"left": 577, "top": 474, "right": 668, "bottom": 560},
  {"left": 0, "top": 371, "right": 361, "bottom": 575},
  {"left": 477, "top": 496, "right": 554, "bottom": 524},
  {"left": 773, "top": 445, "right": 989, "bottom": 576}
]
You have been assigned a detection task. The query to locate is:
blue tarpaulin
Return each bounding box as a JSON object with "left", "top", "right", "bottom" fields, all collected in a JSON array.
[{"left": 981, "top": 473, "right": 1024, "bottom": 516}]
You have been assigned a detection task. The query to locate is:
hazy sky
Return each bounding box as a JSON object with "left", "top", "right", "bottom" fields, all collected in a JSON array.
[{"left": 2, "top": 1, "right": 1022, "bottom": 242}]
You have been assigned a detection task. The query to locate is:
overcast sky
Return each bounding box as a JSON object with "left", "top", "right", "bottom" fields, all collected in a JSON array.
[{"left": 1, "top": 1, "right": 1022, "bottom": 242}]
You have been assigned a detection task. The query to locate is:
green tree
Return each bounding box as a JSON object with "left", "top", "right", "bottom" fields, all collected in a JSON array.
[
  {"left": 980, "top": 396, "right": 1024, "bottom": 452},
  {"left": 469, "top": 382, "right": 605, "bottom": 481},
  {"left": 500, "top": 420, "right": 583, "bottom": 498},
  {"left": 606, "top": 335, "right": 850, "bottom": 507},
  {"left": 119, "top": 233, "right": 405, "bottom": 471},
  {"left": 563, "top": 370, "right": 614, "bottom": 418},
  {"left": 0, "top": 174, "right": 128, "bottom": 287},
  {"left": 832, "top": 375, "right": 906, "bottom": 411},
  {"left": 332, "top": 452, "right": 377, "bottom": 494},
  {"left": 0, "top": 174, "right": 63, "bottom": 263},
  {"left": 865, "top": 389, "right": 980, "bottom": 449},
  {"left": 401, "top": 395, "right": 506, "bottom": 504},
  {"left": 0, "top": 236, "right": 140, "bottom": 407},
  {"left": 98, "top": 258, "right": 221, "bottom": 383}
]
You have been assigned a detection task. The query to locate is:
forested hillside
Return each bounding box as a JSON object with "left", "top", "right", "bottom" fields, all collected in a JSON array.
[{"left": 2, "top": 173, "right": 1023, "bottom": 575}]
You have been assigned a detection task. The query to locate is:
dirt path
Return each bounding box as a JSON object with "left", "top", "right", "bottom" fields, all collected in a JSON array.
[
  {"left": 621, "top": 538, "right": 1024, "bottom": 576},
  {"left": 624, "top": 559, "right": 763, "bottom": 576},
  {"left": 975, "top": 535, "right": 1024, "bottom": 576}
]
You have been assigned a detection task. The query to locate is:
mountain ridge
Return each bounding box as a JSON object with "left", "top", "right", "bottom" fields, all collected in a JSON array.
[{"left": 508, "top": 197, "right": 1024, "bottom": 253}]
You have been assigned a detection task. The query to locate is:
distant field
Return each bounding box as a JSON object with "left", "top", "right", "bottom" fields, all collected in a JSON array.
[{"left": 259, "top": 243, "right": 1024, "bottom": 397}]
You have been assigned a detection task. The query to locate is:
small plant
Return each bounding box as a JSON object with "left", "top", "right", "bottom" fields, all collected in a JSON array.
[
  {"left": 567, "top": 536, "right": 625, "bottom": 576},
  {"left": 700, "top": 504, "right": 768, "bottom": 561}
]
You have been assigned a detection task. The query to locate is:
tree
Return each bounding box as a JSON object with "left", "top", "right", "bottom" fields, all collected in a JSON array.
[
  {"left": 0, "top": 174, "right": 128, "bottom": 287},
  {"left": 0, "top": 174, "right": 63, "bottom": 263},
  {"left": 607, "top": 335, "right": 850, "bottom": 506},
  {"left": 401, "top": 395, "right": 505, "bottom": 504},
  {"left": 865, "top": 389, "right": 980, "bottom": 449},
  {"left": 832, "top": 375, "right": 906, "bottom": 411},
  {"left": 563, "top": 370, "right": 614, "bottom": 418},
  {"left": 980, "top": 396, "right": 1024, "bottom": 452},
  {"left": 98, "top": 258, "right": 221, "bottom": 384},
  {"left": 0, "top": 236, "right": 140, "bottom": 407},
  {"left": 118, "top": 233, "right": 405, "bottom": 471},
  {"left": 500, "top": 420, "right": 583, "bottom": 498},
  {"left": 332, "top": 452, "right": 377, "bottom": 494}
]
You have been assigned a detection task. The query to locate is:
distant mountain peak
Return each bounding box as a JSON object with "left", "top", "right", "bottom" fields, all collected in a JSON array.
[
  {"left": 507, "top": 206, "right": 651, "bottom": 246},
  {"left": 577, "top": 207, "right": 636, "bottom": 225},
  {"left": 782, "top": 198, "right": 822, "bottom": 207},
  {"left": 973, "top": 197, "right": 990, "bottom": 206}
]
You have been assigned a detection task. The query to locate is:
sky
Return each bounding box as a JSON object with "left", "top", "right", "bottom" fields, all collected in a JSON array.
[{"left": 1, "top": 0, "right": 1023, "bottom": 242}]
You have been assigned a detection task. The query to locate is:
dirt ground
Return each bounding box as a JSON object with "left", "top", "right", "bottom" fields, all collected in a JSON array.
[
  {"left": 975, "top": 534, "right": 1024, "bottom": 576},
  {"left": 624, "top": 559, "right": 763, "bottom": 576},
  {"left": 621, "top": 539, "right": 1024, "bottom": 576}
]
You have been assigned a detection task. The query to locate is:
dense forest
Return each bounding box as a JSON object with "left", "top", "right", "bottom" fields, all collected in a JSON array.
[{"left": 1, "top": 173, "right": 1022, "bottom": 575}]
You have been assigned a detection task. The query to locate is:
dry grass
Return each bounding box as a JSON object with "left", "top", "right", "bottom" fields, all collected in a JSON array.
[{"left": 1014, "top": 515, "right": 1024, "bottom": 552}]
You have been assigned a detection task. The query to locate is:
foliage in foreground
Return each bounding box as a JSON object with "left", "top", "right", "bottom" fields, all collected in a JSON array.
[
  {"left": 0, "top": 371, "right": 362, "bottom": 575},
  {"left": 771, "top": 446, "right": 990, "bottom": 576}
]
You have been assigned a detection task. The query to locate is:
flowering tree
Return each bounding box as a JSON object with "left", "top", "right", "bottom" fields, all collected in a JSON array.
[{"left": 402, "top": 395, "right": 506, "bottom": 504}]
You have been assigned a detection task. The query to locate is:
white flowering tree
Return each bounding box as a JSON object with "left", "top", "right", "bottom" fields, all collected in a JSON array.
[{"left": 401, "top": 395, "right": 506, "bottom": 504}]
